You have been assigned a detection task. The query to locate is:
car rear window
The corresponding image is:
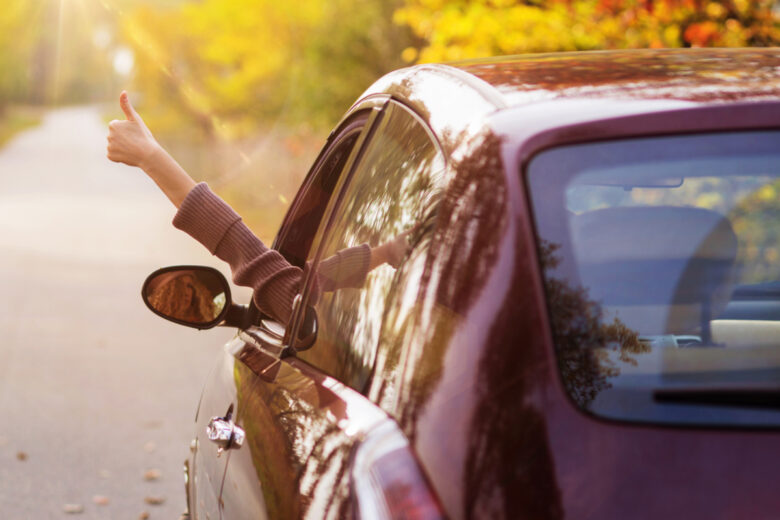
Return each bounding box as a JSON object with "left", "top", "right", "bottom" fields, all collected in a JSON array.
[{"left": 527, "top": 130, "right": 780, "bottom": 426}]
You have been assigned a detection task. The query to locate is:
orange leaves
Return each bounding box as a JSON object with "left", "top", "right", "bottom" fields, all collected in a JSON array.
[{"left": 684, "top": 20, "right": 720, "bottom": 46}]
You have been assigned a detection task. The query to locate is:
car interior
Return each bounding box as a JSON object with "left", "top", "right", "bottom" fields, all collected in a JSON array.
[{"left": 528, "top": 130, "right": 780, "bottom": 423}]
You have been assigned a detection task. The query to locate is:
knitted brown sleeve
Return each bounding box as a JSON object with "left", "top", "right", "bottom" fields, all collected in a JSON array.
[
  {"left": 172, "top": 182, "right": 371, "bottom": 324},
  {"left": 315, "top": 243, "right": 371, "bottom": 292}
]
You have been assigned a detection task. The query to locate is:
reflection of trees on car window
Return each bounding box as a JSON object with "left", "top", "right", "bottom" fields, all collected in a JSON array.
[
  {"left": 398, "top": 133, "right": 509, "bottom": 430},
  {"left": 369, "top": 132, "right": 508, "bottom": 434},
  {"left": 301, "top": 103, "right": 446, "bottom": 391},
  {"left": 539, "top": 240, "right": 648, "bottom": 409},
  {"left": 729, "top": 179, "right": 780, "bottom": 284}
]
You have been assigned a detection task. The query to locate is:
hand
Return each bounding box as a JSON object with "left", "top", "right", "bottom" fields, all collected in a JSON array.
[
  {"left": 371, "top": 230, "right": 412, "bottom": 270},
  {"left": 106, "top": 91, "right": 160, "bottom": 169},
  {"left": 106, "top": 91, "right": 196, "bottom": 208}
]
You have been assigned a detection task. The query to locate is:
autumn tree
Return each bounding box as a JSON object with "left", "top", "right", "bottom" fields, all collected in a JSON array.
[
  {"left": 395, "top": 0, "right": 780, "bottom": 63},
  {"left": 0, "top": 0, "right": 43, "bottom": 111},
  {"left": 1, "top": 0, "right": 130, "bottom": 110},
  {"left": 121, "top": 0, "right": 414, "bottom": 139}
]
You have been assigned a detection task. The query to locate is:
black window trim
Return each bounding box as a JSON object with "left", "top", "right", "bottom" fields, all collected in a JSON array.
[
  {"left": 286, "top": 98, "right": 446, "bottom": 396},
  {"left": 283, "top": 101, "right": 390, "bottom": 349}
]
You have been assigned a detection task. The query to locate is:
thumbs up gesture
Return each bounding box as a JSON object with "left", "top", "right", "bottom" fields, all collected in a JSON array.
[{"left": 107, "top": 91, "right": 160, "bottom": 169}]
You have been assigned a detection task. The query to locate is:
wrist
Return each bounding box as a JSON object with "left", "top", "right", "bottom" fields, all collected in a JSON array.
[
  {"left": 369, "top": 244, "right": 387, "bottom": 270},
  {"left": 138, "top": 142, "right": 165, "bottom": 174}
]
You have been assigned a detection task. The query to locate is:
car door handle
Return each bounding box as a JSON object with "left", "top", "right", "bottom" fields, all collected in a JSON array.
[{"left": 206, "top": 416, "right": 245, "bottom": 455}]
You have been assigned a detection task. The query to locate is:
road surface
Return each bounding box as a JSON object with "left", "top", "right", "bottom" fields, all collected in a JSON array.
[{"left": 0, "top": 106, "right": 251, "bottom": 519}]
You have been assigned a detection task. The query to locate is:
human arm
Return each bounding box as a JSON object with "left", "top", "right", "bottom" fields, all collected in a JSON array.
[
  {"left": 105, "top": 92, "right": 301, "bottom": 323},
  {"left": 106, "top": 92, "right": 404, "bottom": 321},
  {"left": 369, "top": 231, "right": 411, "bottom": 270},
  {"left": 315, "top": 231, "right": 411, "bottom": 293},
  {"left": 173, "top": 183, "right": 306, "bottom": 324}
]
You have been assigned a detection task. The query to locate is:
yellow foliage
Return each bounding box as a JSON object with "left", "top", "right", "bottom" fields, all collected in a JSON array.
[
  {"left": 0, "top": 0, "right": 44, "bottom": 106},
  {"left": 757, "top": 184, "right": 776, "bottom": 202},
  {"left": 123, "top": 0, "right": 412, "bottom": 139},
  {"left": 396, "top": 0, "right": 780, "bottom": 63}
]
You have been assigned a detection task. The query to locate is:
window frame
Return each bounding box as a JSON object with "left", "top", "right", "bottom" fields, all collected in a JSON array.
[
  {"left": 273, "top": 110, "right": 370, "bottom": 268},
  {"left": 286, "top": 98, "right": 446, "bottom": 393},
  {"left": 277, "top": 99, "right": 390, "bottom": 345}
]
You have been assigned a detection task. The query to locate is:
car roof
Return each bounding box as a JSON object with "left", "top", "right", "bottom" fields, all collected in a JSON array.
[
  {"left": 452, "top": 48, "right": 780, "bottom": 107},
  {"left": 358, "top": 48, "right": 780, "bottom": 153}
]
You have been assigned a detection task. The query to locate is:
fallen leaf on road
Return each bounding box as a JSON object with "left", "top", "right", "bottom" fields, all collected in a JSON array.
[
  {"left": 93, "top": 495, "right": 110, "bottom": 506},
  {"left": 144, "top": 495, "right": 165, "bottom": 505},
  {"left": 16, "top": 451, "right": 27, "bottom": 461},
  {"left": 143, "top": 469, "right": 161, "bottom": 481},
  {"left": 138, "top": 512, "right": 150, "bottom": 520},
  {"left": 143, "top": 441, "right": 156, "bottom": 453},
  {"left": 63, "top": 503, "right": 84, "bottom": 514}
]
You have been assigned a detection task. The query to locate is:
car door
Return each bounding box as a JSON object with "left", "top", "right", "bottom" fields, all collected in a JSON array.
[
  {"left": 222, "top": 100, "right": 448, "bottom": 520},
  {"left": 210, "top": 103, "right": 384, "bottom": 520},
  {"left": 189, "top": 335, "right": 246, "bottom": 520}
]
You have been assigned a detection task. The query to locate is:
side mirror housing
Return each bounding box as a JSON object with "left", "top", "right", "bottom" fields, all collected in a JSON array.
[{"left": 142, "top": 265, "right": 234, "bottom": 329}]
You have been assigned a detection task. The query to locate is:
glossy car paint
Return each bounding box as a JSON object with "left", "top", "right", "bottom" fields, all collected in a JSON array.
[
  {"left": 498, "top": 103, "right": 780, "bottom": 518},
  {"left": 189, "top": 336, "right": 247, "bottom": 520},
  {"left": 185, "top": 49, "right": 780, "bottom": 519}
]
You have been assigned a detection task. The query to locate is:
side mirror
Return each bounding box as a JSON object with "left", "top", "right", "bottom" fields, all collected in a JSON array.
[{"left": 142, "top": 266, "right": 232, "bottom": 329}]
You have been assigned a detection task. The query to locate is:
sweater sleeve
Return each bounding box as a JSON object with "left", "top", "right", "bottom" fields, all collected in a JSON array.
[
  {"left": 315, "top": 243, "right": 372, "bottom": 292},
  {"left": 173, "top": 182, "right": 302, "bottom": 324},
  {"left": 172, "top": 182, "right": 374, "bottom": 324}
]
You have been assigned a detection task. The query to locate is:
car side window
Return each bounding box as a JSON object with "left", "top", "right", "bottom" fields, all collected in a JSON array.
[
  {"left": 297, "top": 102, "right": 446, "bottom": 392},
  {"left": 273, "top": 112, "right": 368, "bottom": 269}
]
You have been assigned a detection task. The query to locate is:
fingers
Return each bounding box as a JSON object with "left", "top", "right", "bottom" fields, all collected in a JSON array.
[
  {"left": 106, "top": 140, "right": 122, "bottom": 163},
  {"left": 106, "top": 119, "right": 133, "bottom": 164},
  {"left": 119, "top": 90, "right": 139, "bottom": 122}
]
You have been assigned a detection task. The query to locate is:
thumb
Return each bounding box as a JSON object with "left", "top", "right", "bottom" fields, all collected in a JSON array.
[{"left": 119, "top": 91, "right": 139, "bottom": 122}]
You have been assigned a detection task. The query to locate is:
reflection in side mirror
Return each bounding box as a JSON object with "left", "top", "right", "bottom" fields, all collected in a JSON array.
[{"left": 142, "top": 266, "right": 232, "bottom": 329}]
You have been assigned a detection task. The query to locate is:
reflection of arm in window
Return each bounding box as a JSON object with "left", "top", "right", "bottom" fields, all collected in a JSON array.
[
  {"left": 315, "top": 244, "right": 372, "bottom": 292},
  {"left": 315, "top": 230, "right": 413, "bottom": 293},
  {"left": 369, "top": 230, "right": 412, "bottom": 270}
]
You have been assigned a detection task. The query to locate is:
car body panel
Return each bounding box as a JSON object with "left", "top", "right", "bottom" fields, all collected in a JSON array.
[
  {"left": 506, "top": 102, "right": 780, "bottom": 519},
  {"left": 180, "top": 49, "right": 780, "bottom": 519},
  {"left": 217, "top": 330, "right": 387, "bottom": 519},
  {"left": 190, "top": 336, "right": 245, "bottom": 520},
  {"left": 350, "top": 54, "right": 780, "bottom": 517},
  {"left": 456, "top": 48, "right": 780, "bottom": 106},
  {"left": 356, "top": 48, "right": 780, "bottom": 160}
]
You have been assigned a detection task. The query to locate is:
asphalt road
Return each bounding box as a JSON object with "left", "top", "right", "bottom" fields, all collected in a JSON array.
[{"left": 0, "top": 106, "right": 251, "bottom": 519}]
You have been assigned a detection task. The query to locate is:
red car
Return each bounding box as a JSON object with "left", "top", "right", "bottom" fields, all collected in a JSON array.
[{"left": 144, "top": 48, "right": 780, "bottom": 519}]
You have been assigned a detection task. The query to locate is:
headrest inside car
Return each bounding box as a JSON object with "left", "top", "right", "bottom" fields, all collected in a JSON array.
[{"left": 571, "top": 206, "right": 737, "bottom": 336}]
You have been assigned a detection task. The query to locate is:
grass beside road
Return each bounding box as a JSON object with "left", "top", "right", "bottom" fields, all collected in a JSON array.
[{"left": 0, "top": 106, "right": 42, "bottom": 149}]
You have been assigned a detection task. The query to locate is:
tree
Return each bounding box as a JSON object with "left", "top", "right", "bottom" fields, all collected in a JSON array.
[
  {"left": 0, "top": 0, "right": 43, "bottom": 111},
  {"left": 121, "top": 0, "right": 414, "bottom": 139},
  {"left": 394, "top": 0, "right": 780, "bottom": 63}
]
